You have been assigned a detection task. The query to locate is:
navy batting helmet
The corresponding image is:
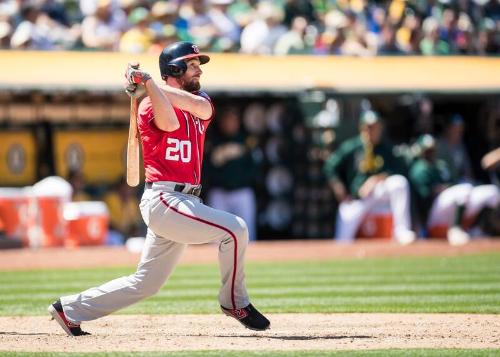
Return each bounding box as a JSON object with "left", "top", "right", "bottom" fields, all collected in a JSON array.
[{"left": 159, "top": 42, "right": 210, "bottom": 79}]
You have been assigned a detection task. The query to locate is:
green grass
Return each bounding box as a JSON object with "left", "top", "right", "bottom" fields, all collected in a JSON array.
[
  {"left": 1, "top": 253, "right": 499, "bottom": 316},
  {"left": 1, "top": 350, "right": 499, "bottom": 357}
]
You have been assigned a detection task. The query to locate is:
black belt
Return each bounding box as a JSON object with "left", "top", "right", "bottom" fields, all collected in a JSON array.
[{"left": 145, "top": 182, "right": 201, "bottom": 197}]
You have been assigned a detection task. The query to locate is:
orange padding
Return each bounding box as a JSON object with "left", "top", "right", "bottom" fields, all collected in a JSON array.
[
  {"left": 0, "top": 196, "right": 30, "bottom": 245},
  {"left": 428, "top": 217, "right": 475, "bottom": 239},
  {"left": 66, "top": 215, "right": 109, "bottom": 247},
  {"left": 357, "top": 213, "right": 393, "bottom": 240}
]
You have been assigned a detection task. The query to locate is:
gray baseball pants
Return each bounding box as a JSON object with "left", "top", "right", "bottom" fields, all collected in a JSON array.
[{"left": 61, "top": 181, "right": 250, "bottom": 324}]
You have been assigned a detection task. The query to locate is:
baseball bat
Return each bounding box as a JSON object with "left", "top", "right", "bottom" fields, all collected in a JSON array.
[{"left": 126, "top": 96, "right": 140, "bottom": 187}]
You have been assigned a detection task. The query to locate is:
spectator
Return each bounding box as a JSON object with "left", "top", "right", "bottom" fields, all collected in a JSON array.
[
  {"left": 395, "top": 9, "right": 422, "bottom": 54},
  {"left": 181, "top": 0, "right": 218, "bottom": 50},
  {"left": 1, "top": 0, "right": 498, "bottom": 56},
  {"left": 226, "top": 0, "right": 257, "bottom": 29},
  {"left": 67, "top": 168, "right": 92, "bottom": 202},
  {"left": 377, "top": 23, "right": 403, "bottom": 55},
  {"left": 0, "top": 19, "right": 12, "bottom": 48},
  {"left": 274, "top": 16, "right": 311, "bottom": 55},
  {"left": 81, "top": 0, "right": 127, "bottom": 50},
  {"left": 409, "top": 134, "right": 500, "bottom": 245},
  {"left": 207, "top": 0, "right": 240, "bottom": 52},
  {"left": 340, "top": 11, "right": 373, "bottom": 56},
  {"left": 10, "top": 2, "right": 78, "bottom": 50},
  {"left": 477, "top": 18, "right": 499, "bottom": 55},
  {"left": 205, "top": 106, "right": 259, "bottom": 241},
  {"left": 318, "top": 9, "right": 348, "bottom": 54},
  {"left": 436, "top": 114, "right": 473, "bottom": 183},
  {"left": 419, "top": 17, "right": 451, "bottom": 55},
  {"left": 240, "top": 1, "right": 287, "bottom": 54},
  {"left": 147, "top": 24, "right": 179, "bottom": 55},
  {"left": 323, "top": 109, "right": 416, "bottom": 244},
  {"left": 455, "top": 12, "right": 475, "bottom": 55},
  {"left": 119, "top": 7, "right": 153, "bottom": 53},
  {"left": 149, "top": 1, "right": 190, "bottom": 42},
  {"left": 103, "top": 176, "right": 142, "bottom": 243},
  {"left": 283, "top": 0, "right": 317, "bottom": 28}
]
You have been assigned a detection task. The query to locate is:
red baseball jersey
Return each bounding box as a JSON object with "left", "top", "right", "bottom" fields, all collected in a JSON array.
[{"left": 138, "top": 91, "right": 214, "bottom": 184}]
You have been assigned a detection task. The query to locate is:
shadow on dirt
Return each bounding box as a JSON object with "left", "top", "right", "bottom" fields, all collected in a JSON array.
[
  {"left": 0, "top": 332, "right": 50, "bottom": 336},
  {"left": 189, "top": 334, "right": 373, "bottom": 340}
]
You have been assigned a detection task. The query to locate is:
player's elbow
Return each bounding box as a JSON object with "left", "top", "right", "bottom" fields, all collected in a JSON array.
[{"left": 194, "top": 98, "right": 213, "bottom": 120}]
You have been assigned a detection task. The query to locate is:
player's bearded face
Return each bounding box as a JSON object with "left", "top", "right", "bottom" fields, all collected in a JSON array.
[
  {"left": 180, "top": 59, "right": 202, "bottom": 92},
  {"left": 180, "top": 75, "right": 201, "bottom": 92}
]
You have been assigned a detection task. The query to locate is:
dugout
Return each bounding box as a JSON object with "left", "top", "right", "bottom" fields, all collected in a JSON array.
[{"left": 0, "top": 52, "right": 499, "bottom": 240}]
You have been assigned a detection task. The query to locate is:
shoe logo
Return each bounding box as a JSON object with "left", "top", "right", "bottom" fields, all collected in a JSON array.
[{"left": 234, "top": 309, "right": 248, "bottom": 319}]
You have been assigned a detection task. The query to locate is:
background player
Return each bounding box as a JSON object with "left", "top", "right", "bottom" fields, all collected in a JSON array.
[
  {"left": 205, "top": 106, "right": 259, "bottom": 242},
  {"left": 323, "top": 110, "right": 416, "bottom": 244},
  {"left": 409, "top": 134, "right": 500, "bottom": 245},
  {"left": 48, "top": 41, "right": 270, "bottom": 336}
]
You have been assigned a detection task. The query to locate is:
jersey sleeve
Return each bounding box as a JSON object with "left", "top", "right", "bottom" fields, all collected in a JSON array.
[
  {"left": 196, "top": 90, "right": 215, "bottom": 121},
  {"left": 323, "top": 140, "right": 353, "bottom": 182},
  {"left": 137, "top": 97, "right": 154, "bottom": 127},
  {"left": 137, "top": 97, "right": 162, "bottom": 133}
]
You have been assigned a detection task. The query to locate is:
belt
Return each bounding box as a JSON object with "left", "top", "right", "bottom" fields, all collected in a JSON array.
[{"left": 145, "top": 182, "right": 202, "bottom": 197}]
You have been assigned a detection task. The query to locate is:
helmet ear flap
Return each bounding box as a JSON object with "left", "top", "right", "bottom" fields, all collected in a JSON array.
[{"left": 168, "top": 61, "right": 187, "bottom": 78}]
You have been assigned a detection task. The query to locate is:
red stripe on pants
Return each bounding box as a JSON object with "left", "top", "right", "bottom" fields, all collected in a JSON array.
[{"left": 159, "top": 192, "right": 238, "bottom": 309}]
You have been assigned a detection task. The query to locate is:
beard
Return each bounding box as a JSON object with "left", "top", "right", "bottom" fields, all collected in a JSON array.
[{"left": 180, "top": 77, "right": 201, "bottom": 92}]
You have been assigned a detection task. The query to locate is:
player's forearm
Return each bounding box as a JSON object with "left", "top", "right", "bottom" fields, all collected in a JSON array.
[
  {"left": 159, "top": 85, "right": 212, "bottom": 120},
  {"left": 145, "top": 79, "right": 180, "bottom": 132}
]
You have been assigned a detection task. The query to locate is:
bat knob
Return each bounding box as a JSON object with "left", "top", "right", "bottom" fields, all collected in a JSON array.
[{"left": 129, "top": 62, "right": 140, "bottom": 70}]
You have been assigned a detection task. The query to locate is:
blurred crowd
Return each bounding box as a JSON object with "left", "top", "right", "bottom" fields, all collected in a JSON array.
[{"left": 0, "top": 0, "right": 498, "bottom": 55}]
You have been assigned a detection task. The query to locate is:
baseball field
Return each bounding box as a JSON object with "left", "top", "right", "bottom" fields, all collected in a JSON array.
[{"left": 1, "top": 240, "right": 499, "bottom": 356}]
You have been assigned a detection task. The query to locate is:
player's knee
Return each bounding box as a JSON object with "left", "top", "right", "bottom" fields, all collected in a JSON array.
[
  {"left": 454, "top": 183, "right": 473, "bottom": 205},
  {"left": 233, "top": 216, "right": 249, "bottom": 245},
  {"left": 386, "top": 174, "right": 409, "bottom": 192},
  {"left": 473, "top": 185, "right": 500, "bottom": 208},
  {"left": 224, "top": 216, "right": 248, "bottom": 246}
]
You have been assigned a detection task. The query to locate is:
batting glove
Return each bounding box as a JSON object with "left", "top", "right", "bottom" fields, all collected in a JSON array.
[
  {"left": 124, "top": 82, "right": 145, "bottom": 98},
  {"left": 126, "top": 62, "right": 151, "bottom": 85}
]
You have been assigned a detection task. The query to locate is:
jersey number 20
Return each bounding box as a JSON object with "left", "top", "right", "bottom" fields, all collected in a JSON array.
[{"left": 165, "top": 138, "right": 191, "bottom": 163}]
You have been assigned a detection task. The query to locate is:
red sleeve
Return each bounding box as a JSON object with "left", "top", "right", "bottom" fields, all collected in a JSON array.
[{"left": 137, "top": 97, "right": 162, "bottom": 132}]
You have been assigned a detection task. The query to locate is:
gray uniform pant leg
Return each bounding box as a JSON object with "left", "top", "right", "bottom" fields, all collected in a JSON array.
[
  {"left": 61, "top": 186, "right": 250, "bottom": 323},
  {"left": 61, "top": 229, "right": 186, "bottom": 323},
  {"left": 147, "top": 190, "right": 250, "bottom": 310}
]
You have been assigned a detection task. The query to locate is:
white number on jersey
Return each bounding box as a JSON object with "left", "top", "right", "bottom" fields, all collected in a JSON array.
[{"left": 165, "top": 138, "right": 191, "bottom": 163}]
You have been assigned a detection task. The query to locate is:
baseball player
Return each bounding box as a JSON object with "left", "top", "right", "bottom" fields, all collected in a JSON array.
[
  {"left": 409, "top": 134, "right": 500, "bottom": 245},
  {"left": 48, "top": 41, "right": 270, "bottom": 336},
  {"left": 323, "top": 110, "right": 416, "bottom": 244}
]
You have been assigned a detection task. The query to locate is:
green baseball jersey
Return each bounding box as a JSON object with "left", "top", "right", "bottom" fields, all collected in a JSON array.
[
  {"left": 323, "top": 136, "right": 406, "bottom": 198},
  {"left": 204, "top": 133, "right": 258, "bottom": 190},
  {"left": 408, "top": 158, "right": 454, "bottom": 218}
]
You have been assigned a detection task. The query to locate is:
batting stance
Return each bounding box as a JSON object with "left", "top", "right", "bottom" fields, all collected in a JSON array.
[{"left": 48, "top": 42, "right": 270, "bottom": 336}]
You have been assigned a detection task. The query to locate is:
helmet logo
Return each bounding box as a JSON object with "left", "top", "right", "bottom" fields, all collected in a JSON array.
[{"left": 192, "top": 45, "right": 200, "bottom": 54}]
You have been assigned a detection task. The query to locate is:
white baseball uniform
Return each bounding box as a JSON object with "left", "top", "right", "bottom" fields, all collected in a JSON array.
[
  {"left": 335, "top": 174, "right": 414, "bottom": 243},
  {"left": 427, "top": 183, "right": 500, "bottom": 228}
]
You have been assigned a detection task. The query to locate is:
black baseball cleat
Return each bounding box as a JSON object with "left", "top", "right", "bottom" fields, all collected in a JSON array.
[
  {"left": 48, "top": 299, "right": 90, "bottom": 336},
  {"left": 221, "top": 303, "right": 270, "bottom": 331}
]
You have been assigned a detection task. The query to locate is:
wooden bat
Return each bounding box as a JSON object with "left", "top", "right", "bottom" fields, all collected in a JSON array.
[{"left": 126, "top": 96, "right": 140, "bottom": 187}]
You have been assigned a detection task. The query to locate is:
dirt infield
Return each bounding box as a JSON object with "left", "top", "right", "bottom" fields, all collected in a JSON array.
[
  {"left": 1, "top": 238, "right": 500, "bottom": 271},
  {"left": 1, "top": 314, "right": 499, "bottom": 352}
]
